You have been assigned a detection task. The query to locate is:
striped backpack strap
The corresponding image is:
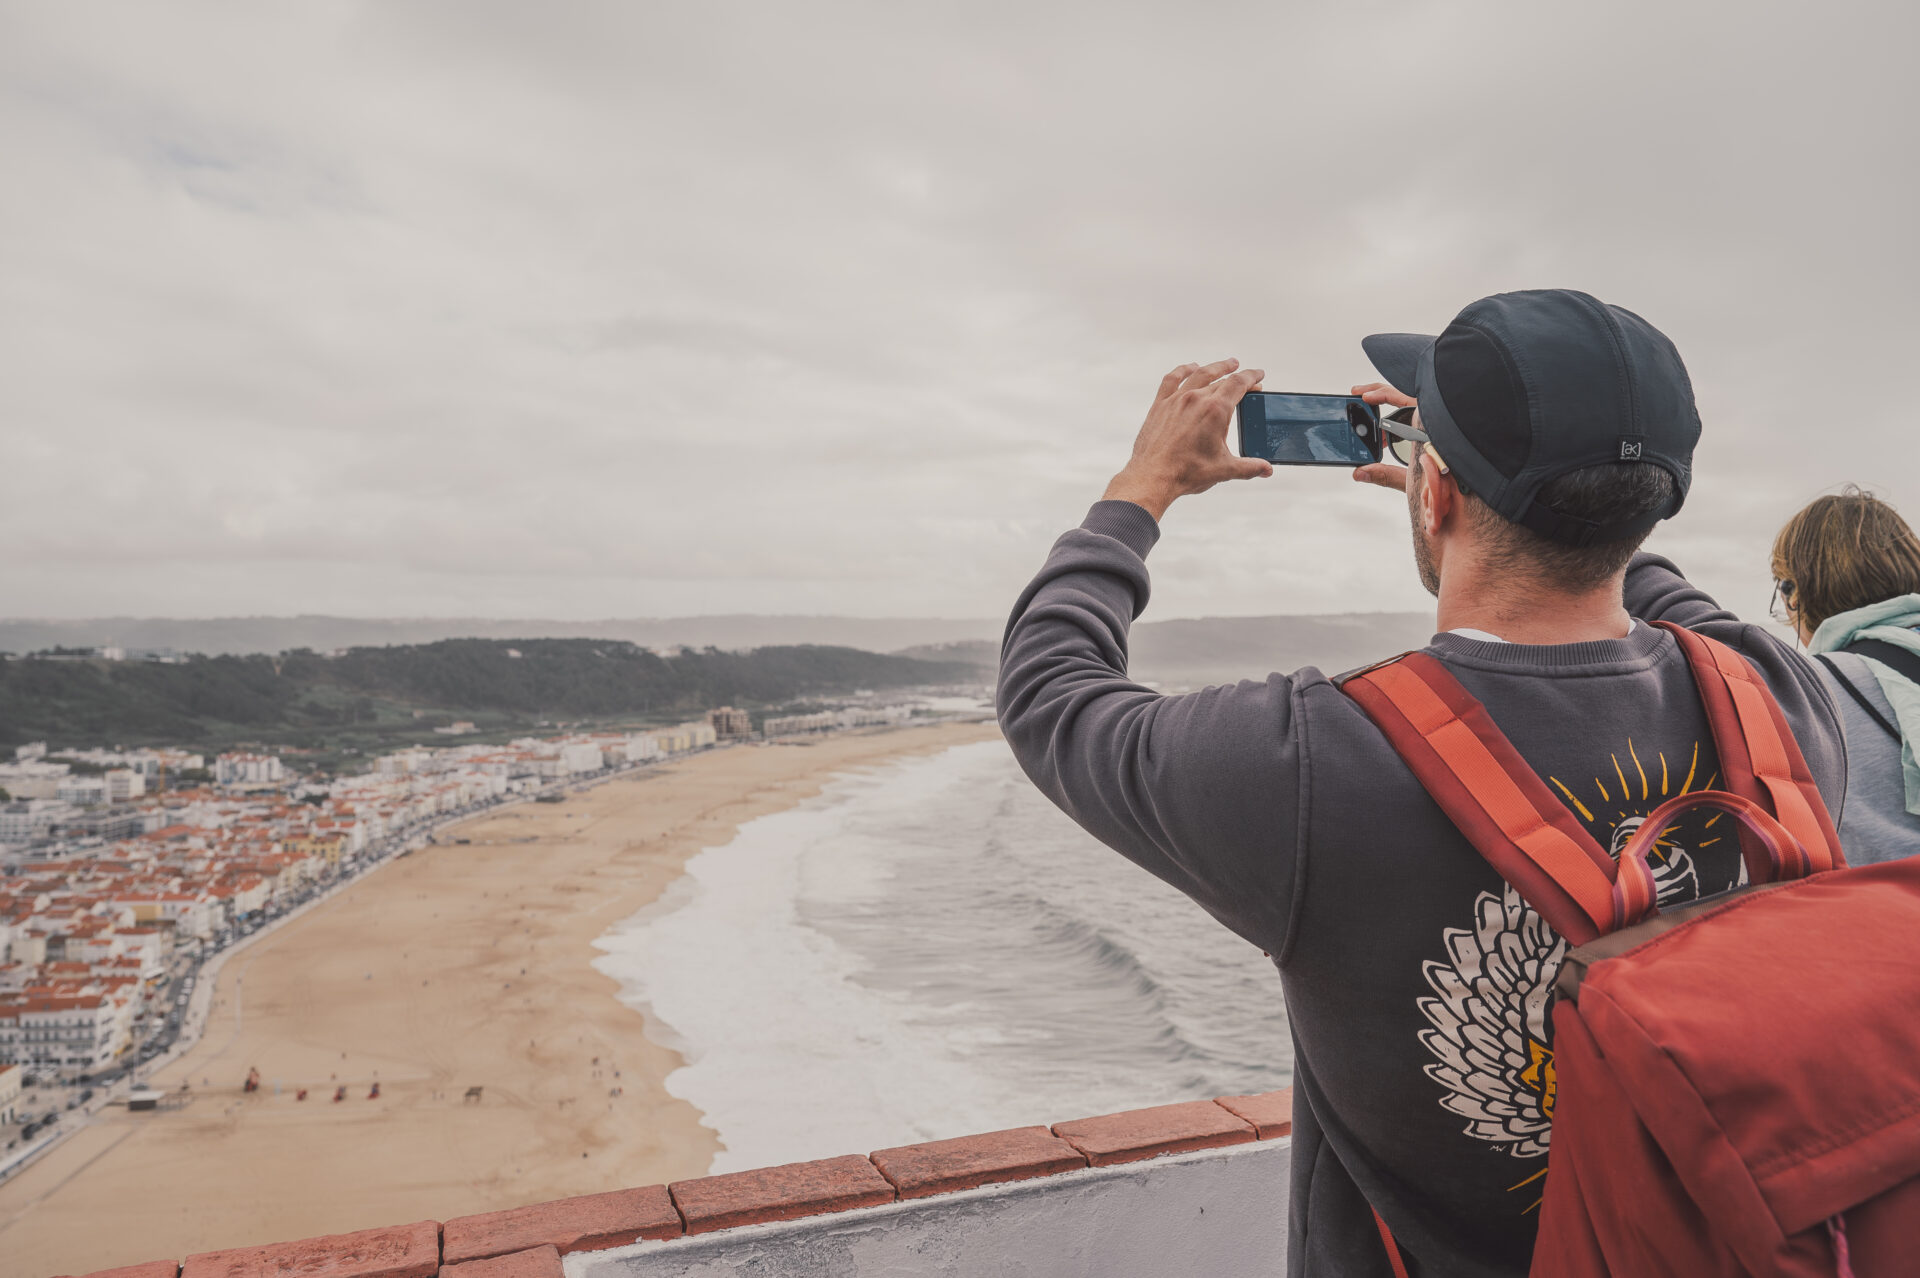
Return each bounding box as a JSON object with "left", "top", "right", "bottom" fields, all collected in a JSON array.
[
  {"left": 1652, "top": 621, "right": 1844, "bottom": 876},
  {"left": 1342, "top": 653, "right": 1650, "bottom": 946}
]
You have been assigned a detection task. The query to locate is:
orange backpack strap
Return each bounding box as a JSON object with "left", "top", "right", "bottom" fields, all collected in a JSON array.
[
  {"left": 1343, "top": 653, "right": 1649, "bottom": 945},
  {"left": 1651, "top": 622, "right": 1844, "bottom": 876},
  {"left": 1371, "top": 1207, "right": 1412, "bottom": 1278}
]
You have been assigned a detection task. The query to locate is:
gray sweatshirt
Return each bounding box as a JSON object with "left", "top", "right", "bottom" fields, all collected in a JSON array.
[
  {"left": 1814, "top": 651, "right": 1920, "bottom": 855},
  {"left": 997, "top": 501, "right": 1847, "bottom": 1278}
]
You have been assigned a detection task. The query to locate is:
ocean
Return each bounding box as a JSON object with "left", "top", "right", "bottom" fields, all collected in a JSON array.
[{"left": 593, "top": 736, "right": 1293, "bottom": 1174}]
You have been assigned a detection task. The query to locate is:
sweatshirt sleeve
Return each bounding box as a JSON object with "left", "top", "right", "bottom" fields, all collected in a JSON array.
[
  {"left": 995, "top": 501, "right": 1304, "bottom": 955},
  {"left": 1624, "top": 550, "right": 1849, "bottom": 825},
  {"left": 1623, "top": 551, "right": 1746, "bottom": 631}
]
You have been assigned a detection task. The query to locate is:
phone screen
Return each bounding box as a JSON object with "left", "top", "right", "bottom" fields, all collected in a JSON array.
[{"left": 1237, "top": 393, "right": 1379, "bottom": 466}]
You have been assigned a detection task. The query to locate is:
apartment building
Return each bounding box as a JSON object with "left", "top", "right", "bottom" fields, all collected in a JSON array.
[
  {"left": 708, "top": 706, "right": 754, "bottom": 739},
  {"left": 54, "top": 777, "right": 108, "bottom": 808},
  {"left": 0, "top": 801, "right": 80, "bottom": 846},
  {"left": 215, "top": 754, "right": 284, "bottom": 789},
  {"left": 0, "top": 1062, "right": 19, "bottom": 1123},
  {"left": 0, "top": 991, "right": 130, "bottom": 1077}
]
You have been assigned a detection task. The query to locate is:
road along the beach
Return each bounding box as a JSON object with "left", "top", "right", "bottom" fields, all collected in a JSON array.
[{"left": 0, "top": 720, "right": 1001, "bottom": 1278}]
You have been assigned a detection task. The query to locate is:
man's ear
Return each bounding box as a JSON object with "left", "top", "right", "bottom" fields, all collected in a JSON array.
[{"left": 1419, "top": 451, "right": 1454, "bottom": 536}]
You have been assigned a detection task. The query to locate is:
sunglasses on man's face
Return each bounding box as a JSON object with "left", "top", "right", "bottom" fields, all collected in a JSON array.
[{"left": 1383, "top": 406, "right": 1429, "bottom": 466}]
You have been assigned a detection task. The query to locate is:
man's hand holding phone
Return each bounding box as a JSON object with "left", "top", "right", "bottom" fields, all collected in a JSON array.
[
  {"left": 1103, "top": 359, "right": 1271, "bottom": 522},
  {"left": 1350, "top": 380, "right": 1417, "bottom": 494}
]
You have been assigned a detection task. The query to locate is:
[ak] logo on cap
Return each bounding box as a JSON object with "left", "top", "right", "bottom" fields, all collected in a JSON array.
[{"left": 1619, "top": 440, "right": 1643, "bottom": 460}]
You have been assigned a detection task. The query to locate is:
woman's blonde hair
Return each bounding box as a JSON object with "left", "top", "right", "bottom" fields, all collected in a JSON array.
[{"left": 1771, "top": 486, "right": 1920, "bottom": 634}]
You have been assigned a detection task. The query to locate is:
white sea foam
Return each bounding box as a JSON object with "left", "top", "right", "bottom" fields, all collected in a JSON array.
[{"left": 593, "top": 738, "right": 1290, "bottom": 1174}]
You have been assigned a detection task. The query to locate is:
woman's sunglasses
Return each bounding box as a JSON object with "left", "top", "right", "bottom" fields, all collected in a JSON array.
[{"left": 1769, "top": 579, "right": 1798, "bottom": 625}]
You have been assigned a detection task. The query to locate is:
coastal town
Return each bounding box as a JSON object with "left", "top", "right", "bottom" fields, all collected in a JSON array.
[{"left": 0, "top": 699, "right": 923, "bottom": 1179}]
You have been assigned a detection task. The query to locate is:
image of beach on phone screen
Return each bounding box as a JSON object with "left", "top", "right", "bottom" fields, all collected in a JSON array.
[{"left": 1236, "top": 393, "right": 1379, "bottom": 465}]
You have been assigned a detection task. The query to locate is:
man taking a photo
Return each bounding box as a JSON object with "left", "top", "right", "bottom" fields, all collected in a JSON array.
[{"left": 995, "top": 289, "right": 1847, "bottom": 1276}]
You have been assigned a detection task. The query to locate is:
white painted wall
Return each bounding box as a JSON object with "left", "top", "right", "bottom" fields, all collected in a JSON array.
[{"left": 572, "top": 1137, "right": 1292, "bottom": 1278}]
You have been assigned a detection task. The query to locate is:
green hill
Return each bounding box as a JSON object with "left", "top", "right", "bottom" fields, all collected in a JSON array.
[{"left": 0, "top": 640, "right": 982, "bottom": 753}]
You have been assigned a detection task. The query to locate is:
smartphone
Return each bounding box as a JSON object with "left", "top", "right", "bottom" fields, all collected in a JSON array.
[{"left": 1236, "top": 392, "right": 1382, "bottom": 466}]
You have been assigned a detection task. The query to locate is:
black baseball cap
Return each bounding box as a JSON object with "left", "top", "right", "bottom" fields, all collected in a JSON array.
[{"left": 1362, "top": 289, "right": 1700, "bottom": 546}]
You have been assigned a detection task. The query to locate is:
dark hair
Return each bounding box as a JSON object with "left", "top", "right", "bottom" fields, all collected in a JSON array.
[
  {"left": 1452, "top": 460, "right": 1679, "bottom": 591},
  {"left": 1770, "top": 486, "right": 1920, "bottom": 634}
]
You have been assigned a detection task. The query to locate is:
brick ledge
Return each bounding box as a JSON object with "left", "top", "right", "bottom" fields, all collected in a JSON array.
[{"left": 52, "top": 1088, "right": 1292, "bottom": 1278}]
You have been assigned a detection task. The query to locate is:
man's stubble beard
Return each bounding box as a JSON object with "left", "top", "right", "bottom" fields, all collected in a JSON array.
[{"left": 1409, "top": 469, "right": 1440, "bottom": 598}]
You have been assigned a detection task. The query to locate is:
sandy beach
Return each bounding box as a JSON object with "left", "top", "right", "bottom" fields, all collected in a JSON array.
[{"left": 0, "top": 720, "right": 1000, "bottom": 1278}]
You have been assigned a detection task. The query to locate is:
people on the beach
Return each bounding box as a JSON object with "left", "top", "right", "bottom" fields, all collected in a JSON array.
[
  {"left": 997, "top": 290, "right": 1846, "bottom": 1276},
  {"left": 1772, "top": 486, "right": 1920, "bottom": 851}
]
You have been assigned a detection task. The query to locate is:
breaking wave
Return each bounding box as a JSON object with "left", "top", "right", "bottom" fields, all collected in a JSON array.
[{"left": 593, "top": 738, "right": 1292, "bottom": 1173}]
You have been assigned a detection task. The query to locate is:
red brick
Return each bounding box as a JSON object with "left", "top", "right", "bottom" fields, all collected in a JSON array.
[
  {"left": 1214, "top": 1087, "right": 1295, "bottom": 1139},
  {"left": 439, "top": 1246, "right": 561, "bottom": 1278},
  {"left": 182, "top": 1220, "right": 439, "bottom": 1278},
  {"left": 442, "top": 1186, "right": 678, "bottom": 1262},
  {"left": 59, "top": 1264, "right": 179, "bottom": 1278},
  {"left": 871, "top": 1126, "right": 1087, "bottom": 1199},
  {"left": 1052, "top": 1099, "right": 1256, "bottom": 1167},
  {"left": 670, "top": 1154, "right": 895, "bottom": 1235}
]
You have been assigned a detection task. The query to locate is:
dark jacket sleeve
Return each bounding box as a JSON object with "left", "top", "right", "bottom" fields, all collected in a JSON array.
[
  {"left": 1625, "top": 551, "right": 1849, "bottom": 823},
  {"left": 995, "top": 501, "right": 1304, "bottom": 955}
]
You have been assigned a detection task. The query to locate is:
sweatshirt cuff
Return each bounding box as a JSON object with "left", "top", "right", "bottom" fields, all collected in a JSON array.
[{"left": 1083, "top": 500, "right": 1162, "bottom": 559}]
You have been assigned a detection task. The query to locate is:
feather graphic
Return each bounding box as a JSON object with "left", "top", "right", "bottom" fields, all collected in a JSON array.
[{"left": 1417, "top": 883, "right": 1565, "bottom": 1158}]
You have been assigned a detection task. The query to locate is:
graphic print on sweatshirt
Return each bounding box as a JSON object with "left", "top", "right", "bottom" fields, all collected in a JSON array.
[{"left": 1415, "top": 740, "right": 1744, "bottom": 1211}]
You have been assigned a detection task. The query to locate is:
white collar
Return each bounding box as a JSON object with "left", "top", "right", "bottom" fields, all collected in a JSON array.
[{"left": 1446, "top": 620, "right": 1638, "bottom": 646}]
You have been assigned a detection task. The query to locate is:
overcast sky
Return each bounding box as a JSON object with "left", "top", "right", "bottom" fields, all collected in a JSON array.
[{"left": 2, "top": 1, "right": 1915, "bottom": 627}]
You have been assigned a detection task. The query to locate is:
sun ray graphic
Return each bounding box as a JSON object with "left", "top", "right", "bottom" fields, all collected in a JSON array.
[
  {"left": 1628, "top": 740, "right": 1649, "bottom": 799},
  {"left": 1510, "top": 1164, "right": 1548, "bottom": 1213},
  {"left": 1549, "top": 777, "right": 1595, "bottom": 822}
]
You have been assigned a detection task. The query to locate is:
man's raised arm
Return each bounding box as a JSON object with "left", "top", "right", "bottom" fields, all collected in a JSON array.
[{"left": 995, "top": 361, "right": 1304, "bottom": 956}]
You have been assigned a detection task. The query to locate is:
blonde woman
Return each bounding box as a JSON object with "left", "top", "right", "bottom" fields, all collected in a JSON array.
[{"left": 1772, "top": 486, "right": 1920, "bottom": 853}]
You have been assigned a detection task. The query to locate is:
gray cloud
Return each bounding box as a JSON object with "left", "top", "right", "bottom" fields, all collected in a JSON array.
[{"left": 2, "top": 0, "right": 1915, "bottom": 627}]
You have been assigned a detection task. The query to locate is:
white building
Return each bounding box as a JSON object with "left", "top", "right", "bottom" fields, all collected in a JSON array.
[
  {"left": 378, "top": 750, "right": 432, "bottom": 777},
  {"left": 215, "top": 754, "right": 285, "bottom": 789},
  {"left": 0, "top": 800, "right": 80, "bottom": 845},
  {"left": 642, "top": 722, "right": 719, "bottom": 754},
  {"left": 55, "top": 776, "right": 108, "bottom": 807},
  {"left": 0, "top": 1063, "right": 20, "bottom": 1124},
  {"left": 763, "top": 711, "right": 838, "bottom": 737},
  {"left": 0, "top": 993, "right": 130, "bottom": 1077},
  {"left": 560, "top": 742, "right": 604, "bottom": 775},
  {"left": 839, "top": 705, "right": 916, "bottom": 729},
  {"left": 0, "top": 759, "right": 71, "bottom": 801},
  {"left": 61, "top": 749, "right": 162, "bottom": 780}
]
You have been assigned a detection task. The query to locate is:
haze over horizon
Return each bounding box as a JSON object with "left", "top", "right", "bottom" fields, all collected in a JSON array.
[{"left": 4, "top": 2, "right": 1916, "bottom": 629}]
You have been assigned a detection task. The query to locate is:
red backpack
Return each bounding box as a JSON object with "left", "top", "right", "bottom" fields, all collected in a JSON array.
[{"left": 1344, "top": 620, "right": 1920, "bottom": 1277}]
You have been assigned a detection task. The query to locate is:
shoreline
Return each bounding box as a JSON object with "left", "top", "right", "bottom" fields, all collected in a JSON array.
[{"left": 0, "top": 719, "right": 1002, "bottom": 1278}]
